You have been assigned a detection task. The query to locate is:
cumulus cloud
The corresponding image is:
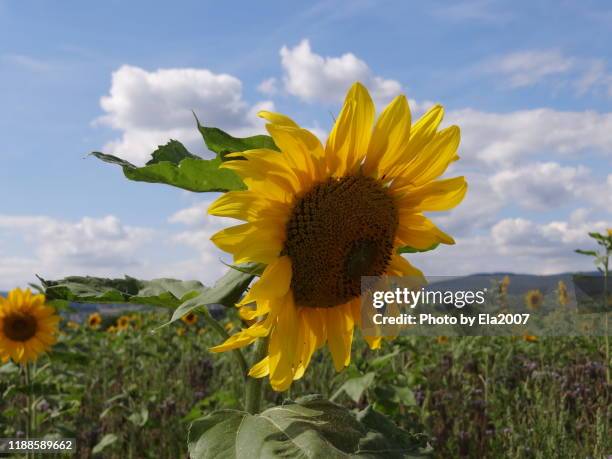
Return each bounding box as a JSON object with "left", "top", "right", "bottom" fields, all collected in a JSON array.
[
  {"left": 410, "top": 215, "right": 609, "bottom": 275},
  {"left": 278, "top": 39, "right": 402, "bottom": 105},
  {"left": 257, "top": 77, "right": 279, "bottom": 95},
  {"left": 447, "top": 107, "right": 612, "bottom": 164},
  {"left": 489, "top": 162, "right": 591, "bottom": 210},
  {"left": 0, "top": 215, "right": 154, "bottom": 289},
  {"left": 482, "top": 49, "right": 574, "bottom": 88},
  {"left": 97, "top": 65, "right": 273, "bottom": 165},
  {"left": 168, "top": 199, "right": 234, "bottom": 272}
]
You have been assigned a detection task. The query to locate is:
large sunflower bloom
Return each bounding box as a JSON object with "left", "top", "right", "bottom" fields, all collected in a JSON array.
[
  {"left": 208, "top": 82, "right": 467, "bottom": 391},
  {"left": 0, "top": 288, "right": 59, "bottom": 364}
]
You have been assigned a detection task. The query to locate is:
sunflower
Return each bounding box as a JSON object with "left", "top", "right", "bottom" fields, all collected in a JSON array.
[
  {"left": 181, "top": 312, "right": 198, "bottom": 326},
  {"left": 523, "top": 334, "right": 538, "bottom": 343},
  {"left": 106, "top": 325, "right": 117, "bottom": 334},
  {"left": 116, "top": 315, "right": 131, "bottom": 330},
  {"left": 176, "top": 327, "right": 186, "bottom": 337},
  {"left": 66, "top": 320, "right": 80, "bottom": 330},
  {"left": 88, "top": 312, "right": 102, "bottom": 329},
  {"left": 499, "top": 275, "right": 510, "bottom": 297},
  {"left": 0, "top": 288, "right": 59, "bottom": 364},
  {"left": 525, "top": 290, "right": 544, "bottom": 310},
  {"left": 557, "top": 280, "right": 569, "bottom": 306},
  {"left": 208, "top": 82, "right": 467, "bottom": 391}
]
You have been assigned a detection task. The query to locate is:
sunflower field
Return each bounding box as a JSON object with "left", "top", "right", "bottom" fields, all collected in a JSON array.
[{"left": 1, "top": 83, "right": 610, "bottom": 458}]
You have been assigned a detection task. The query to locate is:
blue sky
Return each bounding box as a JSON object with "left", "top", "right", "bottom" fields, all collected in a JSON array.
[{"left": 1, "top": 0, "right": 611, "bottom": 289}]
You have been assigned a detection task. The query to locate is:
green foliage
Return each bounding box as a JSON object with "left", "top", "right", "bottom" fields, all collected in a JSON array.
[
  {"left": 169, "top": 266, "right": 255, "bottom": 324},
  {"left": 40, "top": 275, "right": 205, "bottom": 308},
  {"left": 91, "top": 119, "right": 278, "bottom": 193},
  {"left": 397, "top": 243, "right": 440, "bottom": 254},
  {"left": 187, "top": 395, "right": 429, "bottom": 459},
  {"left": 39, "top": 266, "right": 255, "bottom": 321},
  {"left": 195, "top": 115, "right": 278, "bottom": 159}
]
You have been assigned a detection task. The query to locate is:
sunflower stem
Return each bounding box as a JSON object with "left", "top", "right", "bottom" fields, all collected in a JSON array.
[
  {"left": 23, "top": 363, "right": 33, "bottom": 459},
  {"left": 200, "top": 307, "right": 248, "bottom": 377},
  {"left": 244, "top": 336, "right": 268, "bottom": 414}
]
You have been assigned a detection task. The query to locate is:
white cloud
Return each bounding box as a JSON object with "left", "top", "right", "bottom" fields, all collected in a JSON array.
[
  {"left": 489, "top": 162, "right": 590, "bottom": 210},
  {"left": 97, "top": 65, "right": 273, "bottom": 165},
  {"left": 0, "top": 215, "right": 154, "bottom": 289},
  {"left": 409, "top": 216, "right": 609, "bottom": 275},
  {"left": 447, "top": 107, "right": 612, "bottom": 164},
  {"left": 482, "top": 49, "right": 574, "bottom": 88},
  {"left": 257, "top": 77, "right": 278, "bottom": 95},
  {"left": 278, "top": 39, "right": 402, "bottom": 105}
]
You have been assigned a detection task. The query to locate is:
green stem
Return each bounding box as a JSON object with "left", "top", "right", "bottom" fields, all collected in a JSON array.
[
  {"left": 244, "top": 337, "right": 268, "bottom": 414},
  {"left": 603, "top": 254, "right": 609, "bottom": 384},
  {"left": 200, "top": 307, "right": 248, "bottom": 377},
  {"left": 24, "top": 363, "right": 33, "bottom": 459}
]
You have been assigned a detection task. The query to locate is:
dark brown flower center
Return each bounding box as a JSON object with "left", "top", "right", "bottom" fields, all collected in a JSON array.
[
  {"left": 3, "top": 313, "right": 37, "bottom": 342},
  {"left": 284, "top": 175, "right": 398, "bottom": 308}
]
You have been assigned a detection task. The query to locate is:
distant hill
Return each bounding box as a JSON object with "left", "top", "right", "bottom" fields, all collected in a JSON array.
[{"left": 426, "top": 272, "right": 600, "bottom": 294}]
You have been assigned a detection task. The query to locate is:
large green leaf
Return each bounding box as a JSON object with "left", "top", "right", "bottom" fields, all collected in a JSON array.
[
  {"left": 92, "top": 118, "right": 279, "bottom": 193},
  {"left": 188, "top": 395, "right": 430, "bottom": 459},
  {"left": 169, "top": 265, "right": 255, "bottom": 323},
  {"left": 40, "top": 275, "right": 204, "bottom": 308},
  {"left": 92, "top": 142, "right": 244, "bottom": 193},
  {"left": 195, "top": 115, "right": 278, "bottom": 158},
  {"left": 40, "top": 266, "right": 254, "bottom": 313}
]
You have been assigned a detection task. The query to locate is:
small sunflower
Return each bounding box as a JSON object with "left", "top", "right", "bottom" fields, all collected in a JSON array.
[
  {"left": 436, "top": 335, "right": 449, "bottom": 345},
  {"left": 66, "top": 321, "right": 79, "bottom": 330},
  {"left": 88, "top": 312, "right": 102, "bottom": 329},
  {"left": 523, "top": 334, "right": 538, "bottom": 343},
  {"left": 106, "top": 325, "right": 117, "bottom": 334},
  {"left": 499, "top": 275, "right": 510, "bottom": 297},
  {"left": 116, "top": 315, "right": 131, "bottom": 330},
  {"left": 0, "top": 288, "right": 59, "bottom": 364},
  {"left": 208, "top": 82, "right": 467, "bottom": 391},
  {"left": 181, "top": 312, "right": 198, "bottom": 326},
  {"left": 176, "top": 327, "right": 186, "bottom": 337},
  {"left": 525, "top": 290, "right": 544, "bottom": 310},
  {"left": 557, "top": 280, "right": 569, "bottom": 306}
]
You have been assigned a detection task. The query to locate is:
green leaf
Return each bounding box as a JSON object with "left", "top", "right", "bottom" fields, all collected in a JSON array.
[
  {"left": 188, "top": 395, "right": 429, "bottom": 459},
  {"left": 92, "top": 433, "right": 118, "bottom": 455},
  {"left": 92, "top": 145, "right": 245, "bottom": 193},
  {"left": 575, "top": 249, "right": 598, "bottom": 257},
  {"left": 169, "top": 265, "right": 255, "bottom": 323},
  {"left": 40, "top": 275, "right": 206, "bottom": 308},
  {"left": 127, "top": 406, "right": 149, "bottom": 427},
  {"left": 195, "top": 116, "right": 278, "bottom": 158},
  {"left": 398, "top": 243, "right": 440, "bottom": 254},
  {"left": 332, "top": 372, "right": 376, "bottom": 403},
  {"left": 0, "top": 362, "right": 19, "bottom": 374}
]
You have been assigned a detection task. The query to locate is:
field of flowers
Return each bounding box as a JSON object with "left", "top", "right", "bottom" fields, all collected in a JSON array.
[
  {"left": 0, "top": 306, "right": 609, "bottom": 458},
  {"left": 1, "top": 82, "right": 610, "bottom": 458}
]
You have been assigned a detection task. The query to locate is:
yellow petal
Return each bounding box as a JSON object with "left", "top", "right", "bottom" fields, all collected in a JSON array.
[
  {"left": 268, "top": 295, "right": 299, "bottom": 391},
  {"left": 392, "top": 125, "right": 460, "bottom": 186},
  {"left": 404, "top": 104, "right": 444, "bottom": 159},
  {"left": 210, "top": 222, "right": 284, "bottom": 264},
  {"left": 363, "top": 95, "right": 411, "bottom": 176},
  {"left": 388, "top": 255, "right": 425, "bottom": 283},
  {"left": 208, "top": 191, "right": 268, "bottom": 221},
  {"left": 248, "top": 355, "right": 270, "bottom": 378},
  {"left": 394, "top": 176, "right": 467, "bottom": 212},
  {"left": 325, "top": 303, "right": 354, "bottom": 372},
  {"left": 326, "top": 82, "right": 375, "bottom": 176},
  {"left": 258, "top": 111, "right": 299, "bottom": 128},
  {"left": 266, "top": 124, "right": 326, "bottom": 184},
  {"left": 364, "top": 335, "right": 382, "bottom": 350},
  {"left": 249, "top": 256, "right": 292, "bottom": 299},
  {"left": 395, "top": 213, "right": 455, "bottom": 249}
]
